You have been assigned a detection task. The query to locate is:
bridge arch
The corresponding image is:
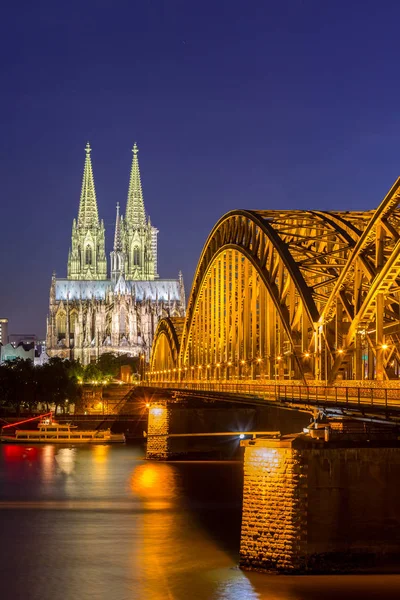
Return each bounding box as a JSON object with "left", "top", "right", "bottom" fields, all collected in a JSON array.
[
  {"left": 150, "top": 317, "right": 185, "bottom": 382},
  {"left": 150, "top": 181, "right": 400, "bottom": 383}
]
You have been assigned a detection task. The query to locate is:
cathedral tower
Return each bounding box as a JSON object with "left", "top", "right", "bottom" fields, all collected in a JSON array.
[
  {"left": 67, "top": 143, "right": 107, "bottom": 280},
  {"left": 124, "top": 143, "right": 159, "bottom": 280},
  {"left": 110, "top": 202, "right": 125, "bottom": 283}
]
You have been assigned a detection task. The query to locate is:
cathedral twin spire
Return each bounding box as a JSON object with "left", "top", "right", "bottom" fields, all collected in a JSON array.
[
  {"left": 68, "top": 142, "right": 158, "bottom": 283},
  {"left": 126, "top": 143, "right": 146, "bottom": 229},
  {"left": 78, "top": 143, "right": 99, "bottom": 229}
]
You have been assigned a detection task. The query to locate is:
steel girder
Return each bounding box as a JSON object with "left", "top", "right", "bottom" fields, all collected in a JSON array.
[
  {"left": 149, "top": 317, "right": 184, "bottom": 378},
  {"left": 150, "top": 180, "right": 400, "bottom": 383}
]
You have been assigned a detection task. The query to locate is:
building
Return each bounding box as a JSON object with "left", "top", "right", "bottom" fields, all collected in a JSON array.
[
  {"left": 46, "top": 143, "right": 185, "bottom": 365},
  {"left": 9, "top": 333, "right": 37, "bottom": 347},
  {"left": 1, "top": 342, "right": 35, "bottom": 363},
  {"left": 0, "top": 318, "right": 8, "bottom": 346}
]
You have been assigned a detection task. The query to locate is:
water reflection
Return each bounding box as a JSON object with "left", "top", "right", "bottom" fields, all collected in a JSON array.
[
  {"left": 1, "top": 445, "right": 400, "bottom": 600},
  {"left": 92, "top": 444, "right": 109, "bottom": 464},
  {"left": 3, "top": 445, "right": 38, "bottom": 463},
  {"left": 40, "top": 444, "right": 55, "bottom": 483},
  {"left": 55, "top": 448, "right": 77, "bottom": 475},
  {"left": 130, "top": 462, "right": 178, "bottom": 510}
]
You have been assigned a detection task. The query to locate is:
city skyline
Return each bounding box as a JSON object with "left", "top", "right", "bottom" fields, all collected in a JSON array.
[{"left": 3, "top": 2, "right": 400, "bottom": 335}]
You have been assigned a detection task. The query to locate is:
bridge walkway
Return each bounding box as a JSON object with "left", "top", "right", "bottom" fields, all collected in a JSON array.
[{"left": 142, "top": 381, "right": 400, "bottom": 419}]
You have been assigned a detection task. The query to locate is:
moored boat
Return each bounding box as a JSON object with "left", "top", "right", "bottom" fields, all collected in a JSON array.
[{"left": 0, "top": 414, "right": 125, "bottom": 444}]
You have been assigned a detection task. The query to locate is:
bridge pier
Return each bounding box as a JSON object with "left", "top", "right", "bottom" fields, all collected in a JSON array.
[
  {"left": 240, "top": 434, "right": 400, "bottom": 573},
  {"left": 145, "top": 400, "right": 310, "bottom": 461},
  {"left": 146, "top": 401, "right": 171, "bottom": 460}
]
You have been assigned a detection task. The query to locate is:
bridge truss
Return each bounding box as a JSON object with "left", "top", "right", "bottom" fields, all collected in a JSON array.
[{"left": 150, "top": 178, "right": 400, "bottom": 384}]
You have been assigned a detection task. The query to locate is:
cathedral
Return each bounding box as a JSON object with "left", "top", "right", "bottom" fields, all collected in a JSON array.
[{"left": 46, "top": 143, "right": 185, "bottom": 365}]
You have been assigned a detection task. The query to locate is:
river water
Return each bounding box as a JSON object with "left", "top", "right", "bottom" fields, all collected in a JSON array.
[{"left": 0, "top": 443, "right": 399, "bottom": 600}]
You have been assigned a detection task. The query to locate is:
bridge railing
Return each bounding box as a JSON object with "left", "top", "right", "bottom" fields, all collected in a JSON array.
[{"left": 144, "top": 381, "right": 400, "bottom": 411}]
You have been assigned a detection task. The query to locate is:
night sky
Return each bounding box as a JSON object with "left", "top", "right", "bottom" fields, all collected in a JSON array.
[{"left": 2, "top": 1, "right": 400, "bottom": 337}]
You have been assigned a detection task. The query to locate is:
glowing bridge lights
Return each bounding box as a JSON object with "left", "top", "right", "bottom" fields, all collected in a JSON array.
[
  {"left": 382, "top": 344, "right": 388, "bottom": 350},
  {"left": 239, "top": 433, "right": 245, "bottom": 439}
]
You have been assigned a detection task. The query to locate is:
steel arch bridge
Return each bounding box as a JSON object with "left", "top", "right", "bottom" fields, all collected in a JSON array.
[{"left": 150, "top": 178, "right": 400, "bottom": 385}]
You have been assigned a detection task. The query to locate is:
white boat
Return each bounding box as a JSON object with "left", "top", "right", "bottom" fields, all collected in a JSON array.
[{"left": 0, "top": 415, "right": 125, "bottom": 444}]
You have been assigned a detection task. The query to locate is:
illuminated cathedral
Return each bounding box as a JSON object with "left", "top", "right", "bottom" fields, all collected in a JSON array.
[{"left": 46, "top": 143, "right": 185, "bottom": 365}]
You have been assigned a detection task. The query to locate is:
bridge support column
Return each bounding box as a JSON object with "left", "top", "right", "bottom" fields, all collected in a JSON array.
[
  {"left": 146, "top": 401, "right": 171, "bottom": 460},
  {"left": 240, "top": 437, "right": 308, "bottom": 572},
  {"left": 240, "top": 435, "right": 400, "bottom": 573}
]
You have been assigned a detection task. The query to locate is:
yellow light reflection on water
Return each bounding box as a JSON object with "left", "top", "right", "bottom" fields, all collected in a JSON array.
[
  {"left": 127, "top": 461, "right": 259, "bottom": 600},
  {"left": 93, "top": 444, "right": 109, "bottom": 464},
  {"left": 130, "top": 463, "right": 178, "bottom": 509}
]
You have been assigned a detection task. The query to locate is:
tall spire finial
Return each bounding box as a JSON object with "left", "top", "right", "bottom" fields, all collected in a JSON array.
[
  {"left": 125, "top": 142, "right": 146, "bottom": 228},
  {"left": 113, "top": 202, "right": 122, "bottom": 252},
  {"left": 78, "top": 142, "right": 99, "bottom": 228}
]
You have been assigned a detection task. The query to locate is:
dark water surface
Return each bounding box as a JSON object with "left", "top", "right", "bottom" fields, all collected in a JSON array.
[{"left": 0, "top": 443, "right": 399, "bottom": 600}]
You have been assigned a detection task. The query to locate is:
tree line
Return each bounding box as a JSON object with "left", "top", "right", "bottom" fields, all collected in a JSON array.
[{"left": 0, "top": 353, "right": 141, "bottom": 416}]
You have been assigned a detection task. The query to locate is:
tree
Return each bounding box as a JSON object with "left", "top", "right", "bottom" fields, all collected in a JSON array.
[
  {"left": 0, "top": 359, "right": 37, "bottom": 415},
  {"left": 0, "top": 361, "right": 19, "bottom": 414},
  {"left": 37, "top": 357, "right": 82, "bottom": 415},
  {"left": 96, "top": 353, "right": 120, "bottom": 379},
  {"left": 84, "top": 362, "right": 103, "bottom": 383}
]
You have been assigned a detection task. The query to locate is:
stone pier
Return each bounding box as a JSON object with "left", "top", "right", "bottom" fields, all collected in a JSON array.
[
  {"left": 240, "top": 434, "right": 400, "bottom": 573},
  {"left": 145, "top": 400, "right": 310, "bottom": 460},
  {"left": 146, "top": 401, "right": 171, "bottom": 460}
]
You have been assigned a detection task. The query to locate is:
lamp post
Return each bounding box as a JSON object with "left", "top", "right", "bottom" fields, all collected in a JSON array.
[{"left": 140, "top": 353, "right": 145, "bottom": 382}]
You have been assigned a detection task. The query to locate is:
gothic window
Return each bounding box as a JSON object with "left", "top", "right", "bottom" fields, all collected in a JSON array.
[
  {"left": 133, "top": 247, "right": 140, "bottom": 266},
  {"left": 56, "top": 312, "right": 66, "bottom": 334},
  {"left": 70, "top": 312, "right": 77, "bottom": 334},
  {"left": 120, "top": 306, "right": 126, "bottom": 334},
  {"left": 86, "top": 245, "right": 92, "bottom": 265}
]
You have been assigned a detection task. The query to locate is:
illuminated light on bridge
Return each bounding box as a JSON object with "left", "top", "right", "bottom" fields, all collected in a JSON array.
[{"left": 150, "top": 179, "right": 400, "bottom": 385}]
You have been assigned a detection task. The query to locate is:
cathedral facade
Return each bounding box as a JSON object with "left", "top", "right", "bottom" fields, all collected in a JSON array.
[{"left": 46, "top": 143, "right": 185, "bottom": 365}]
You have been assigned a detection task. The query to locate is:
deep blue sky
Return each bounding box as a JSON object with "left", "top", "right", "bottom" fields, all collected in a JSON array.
[{"left": 2, "top": 0, "right": 400, "bottom": 337}]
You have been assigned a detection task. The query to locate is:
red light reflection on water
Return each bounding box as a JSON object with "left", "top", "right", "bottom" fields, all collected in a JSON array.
[{"left": 3, "top": 445, "right": 38, "bottom": 462}]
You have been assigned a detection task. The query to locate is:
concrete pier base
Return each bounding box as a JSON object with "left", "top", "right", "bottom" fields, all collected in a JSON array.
[{"left": 240, "top": 435, "right": 400, "bottom": 573}]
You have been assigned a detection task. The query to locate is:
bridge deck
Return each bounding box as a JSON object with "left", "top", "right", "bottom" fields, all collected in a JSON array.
[{"left": 142, "top": 382, "right": 400, "bottom": 419}]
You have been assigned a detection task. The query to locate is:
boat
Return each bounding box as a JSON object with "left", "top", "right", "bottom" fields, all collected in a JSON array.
[{"left": 0, "top": 413, "right": 125, "bottom": 444}]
